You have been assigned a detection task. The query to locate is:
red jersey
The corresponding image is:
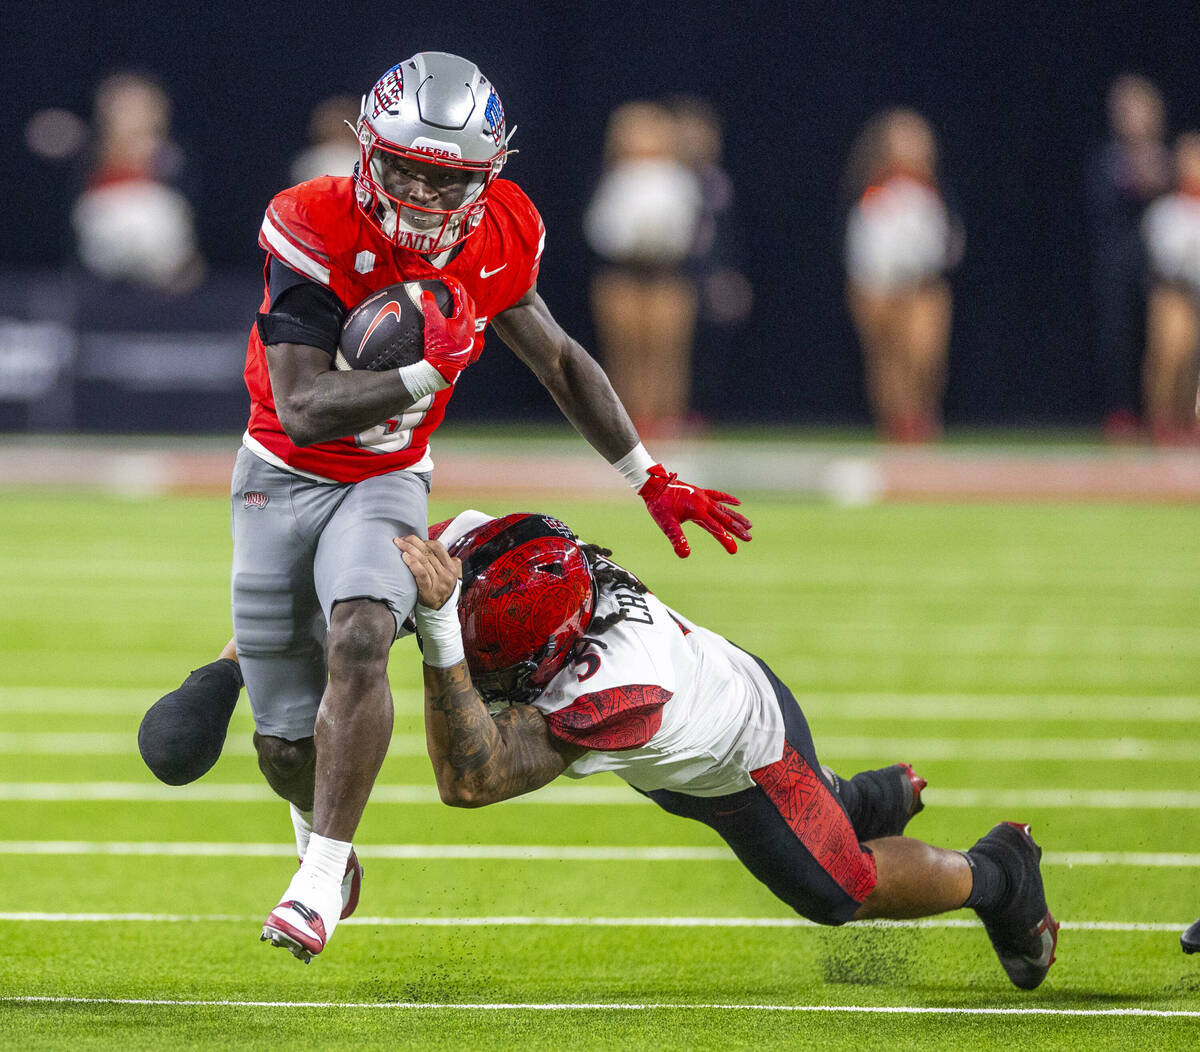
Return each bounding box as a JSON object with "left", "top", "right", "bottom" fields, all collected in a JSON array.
[{"left": 244, "top": 176, "right": 545, "bottom": 482}]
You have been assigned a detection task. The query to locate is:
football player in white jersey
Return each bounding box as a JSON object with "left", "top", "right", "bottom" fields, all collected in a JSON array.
[{"left": 393, "top": 511, "right": 1059, "bottom": 991}]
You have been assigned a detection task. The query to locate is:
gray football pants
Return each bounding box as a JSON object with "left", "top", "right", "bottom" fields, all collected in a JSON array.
[{"left": 230, "top": 447, "right": 429, "bottom": 740}]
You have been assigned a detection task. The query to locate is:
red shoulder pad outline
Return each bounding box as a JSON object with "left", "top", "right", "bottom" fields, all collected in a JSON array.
[
  {"left": 258, "top": 187, "right": 335, "bottom": 287},
  {"left": 544, "top": 685, "right": 670, "bottom": 751}
]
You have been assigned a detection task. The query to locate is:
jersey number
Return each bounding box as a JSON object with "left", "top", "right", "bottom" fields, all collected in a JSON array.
[
  {"left": 354, "top": 394, "right": 433, "bottom": 453},
  {"left": 574, "top": 651, "right": 602, "bottom": 683}
]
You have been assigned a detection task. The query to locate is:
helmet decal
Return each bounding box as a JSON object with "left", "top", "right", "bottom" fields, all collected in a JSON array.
[
  {"left": 371, "top": 64, "right": 404, "bottom": 118},
  {"left": 483, "top": 89, "right": 505, "bottom": 146}
]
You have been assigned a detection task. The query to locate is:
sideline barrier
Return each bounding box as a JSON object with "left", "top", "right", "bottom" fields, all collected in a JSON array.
[{"left": 0, "top": 435, "right": 1197, "bottom": 503}]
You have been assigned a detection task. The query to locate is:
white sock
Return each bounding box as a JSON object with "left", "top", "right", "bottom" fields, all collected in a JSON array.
[
  {"left": 280, "top": 832, "right": 352, "bottom": 939},
  {"left": 290, "top": 803, "right": 314, "bottom": 859},
  {"left": 299, "top": 832, "right": 352, "bottom": 887}
]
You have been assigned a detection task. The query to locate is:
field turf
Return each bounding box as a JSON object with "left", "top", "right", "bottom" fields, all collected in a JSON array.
[{"left": 1, "top": 489, "right": 1198, "bottom": 1049}]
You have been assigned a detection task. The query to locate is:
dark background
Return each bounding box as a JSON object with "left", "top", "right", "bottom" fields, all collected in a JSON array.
[{"left": 4, "top": 1, "right": 1200, "bottom": 427}]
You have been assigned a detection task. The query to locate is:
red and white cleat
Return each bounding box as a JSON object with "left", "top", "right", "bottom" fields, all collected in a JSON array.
[
  {"left": 261, "top": 900, "right": 327, "bottom": 964},
  {"left": 340, "top": 850, "right": 363, "bottom": 920}
]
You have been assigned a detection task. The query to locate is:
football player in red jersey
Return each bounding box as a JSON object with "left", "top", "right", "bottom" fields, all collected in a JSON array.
[
  {"left": 189, "top": 52, "right": 754, "bottom": 963},
  {"left": 391, "top": 511, "right": 1058, "bottom": 991}
]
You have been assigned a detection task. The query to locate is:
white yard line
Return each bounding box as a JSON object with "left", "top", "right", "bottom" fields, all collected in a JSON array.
[
  {"left": 0, "top": 732, "right": 425, "bottom": 756},
  {"left": 814, "top": 737, "right": 1200, "bottom": 761},
  {"left": 0, "top": 913, "right": 1189, "bottom": 933},
  {"left": 4, "top": 782, "right": 1200, "bottom": 808},
  {"left": 4, "top": 731, "right": 1197, "bottom": 762},
  {"left": 1, "top": 841, "right": 1198, "bottom": 867},
  {"left": 795, "top": 695, "right": 1200, "bottom": 722},
  {"left": 1, "top": 996, "right": 1197, "bottom": 1017},
  {"left": 3, "top": 688, "right": 1199, "bottom": 721}
]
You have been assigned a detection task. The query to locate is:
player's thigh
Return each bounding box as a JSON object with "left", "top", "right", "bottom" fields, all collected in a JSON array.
[
  {"left": 739, "top": 655, "right": 877, "bottom": 924},
  {"left": 230, "top": 449, "right": 340, "bottom": 738},
  {"left": 313, "top": 468, "right": 430, "bottom": 637},
  {"left": 719, "top": 772, "right": 875, "bottom": 926},
  {"left": 230, "top": 449, "right": 341, "bottom": 651}
]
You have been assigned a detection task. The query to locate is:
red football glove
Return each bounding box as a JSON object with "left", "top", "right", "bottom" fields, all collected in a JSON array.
[
  {"left": 421, "top": 276, "right": 477, "bottom": 384},
  {"left": 638, "top": 464, "right": 753, "bottom": 558}
]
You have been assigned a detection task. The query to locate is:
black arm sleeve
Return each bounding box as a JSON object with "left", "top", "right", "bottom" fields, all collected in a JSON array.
[{"left": 255, "top": 257, "right": 347, "bottom": 356}]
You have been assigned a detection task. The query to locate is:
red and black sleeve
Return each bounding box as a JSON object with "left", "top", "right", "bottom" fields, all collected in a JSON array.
[{"left": 544, "top": 685, "right": 671, "bottom": 751}]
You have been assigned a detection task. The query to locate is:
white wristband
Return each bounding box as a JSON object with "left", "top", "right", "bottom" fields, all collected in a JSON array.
[
  {"left": 398, "top": 360, "right": 449, "bottom": 401},
  {"left": 612, "top": 442, "right": 657, "bottom": 490},
  {"left": 414, "top": 581, "right": 464, "bottom": 668}
]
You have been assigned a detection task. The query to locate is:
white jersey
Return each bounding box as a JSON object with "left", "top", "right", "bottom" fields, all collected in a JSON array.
[
  {"left": 435, "top": 511, "right": 787, "bottom": 797},
  {"left": 533, "top": 579, "right": 786, "bottom": 796},
  {"left": 845, "top": 174, "right": 951, "bottom": 291},
  {"left": 1143, "top": 192, "right": 1200, "bottom": 294}
]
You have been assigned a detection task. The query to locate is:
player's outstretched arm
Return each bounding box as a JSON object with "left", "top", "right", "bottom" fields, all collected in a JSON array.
[
  {"left": 395, "top": 535, "right": 584, "bottom": 806},
  {"left": 490, "top": 288, "right": 752, "bottom": 557}
]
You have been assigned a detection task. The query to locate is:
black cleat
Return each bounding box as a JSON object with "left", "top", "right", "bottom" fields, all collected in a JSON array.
[
  {"left": 1182, "top": 918, "right": 1200, "bottom": 954},
  {"left": 969, "top": 822, "right": 1059, "bottom": 990},
  {"left": 828, "top": 762, "right": 928, "bottom": 841}
]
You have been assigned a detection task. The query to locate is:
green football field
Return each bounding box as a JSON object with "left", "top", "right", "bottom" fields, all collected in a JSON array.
[{"left": 1, "top": 490, "right": 1198, "bottom": 1049}]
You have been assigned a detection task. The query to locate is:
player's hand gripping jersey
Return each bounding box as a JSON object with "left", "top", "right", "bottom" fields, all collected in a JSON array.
[{"left": 244, "top": 176, "right": 545, "bottom": 482}]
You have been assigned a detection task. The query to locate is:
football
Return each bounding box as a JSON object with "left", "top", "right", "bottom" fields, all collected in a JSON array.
[{"left": 335, "top": 280, "right": 454, "bottom": 371}]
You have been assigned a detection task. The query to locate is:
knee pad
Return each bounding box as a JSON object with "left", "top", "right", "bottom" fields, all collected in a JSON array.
[{"left": 234, "top": 572, "right": 321, "bottom": 656}]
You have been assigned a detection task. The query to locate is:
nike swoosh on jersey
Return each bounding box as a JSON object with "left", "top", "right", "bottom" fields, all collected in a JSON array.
[{"left": 479, "top": 263, "right": 508, "bottom": 278}]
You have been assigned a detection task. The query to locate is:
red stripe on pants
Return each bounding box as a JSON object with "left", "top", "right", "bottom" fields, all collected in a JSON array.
[{"left": 751, "top": 742, "right": 878, "bottom": 903}]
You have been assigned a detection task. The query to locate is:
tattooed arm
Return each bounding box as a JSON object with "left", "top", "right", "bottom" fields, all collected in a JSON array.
[
  {"left": 395, "top": 534, "right": 586, "bottom": 808},
  {"left": 423, "top": 661, "right": 585, "bottom": 807}
]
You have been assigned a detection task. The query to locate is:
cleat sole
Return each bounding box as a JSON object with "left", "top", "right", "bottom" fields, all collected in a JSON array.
[{"left": 262, "top": 923, "right": 314, "bottom": 963}]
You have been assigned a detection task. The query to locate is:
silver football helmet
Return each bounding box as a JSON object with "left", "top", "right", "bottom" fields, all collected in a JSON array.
[{"left": 355, "top": 52, "right": 511, "bottom": 253}]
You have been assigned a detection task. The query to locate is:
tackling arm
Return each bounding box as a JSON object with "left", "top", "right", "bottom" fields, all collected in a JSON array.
[
  {"left": 422, "top": 661, "right": 584, "bottom": 807},
  {"left": 396, "top": 534, "right": 585, "bottom": 807}
]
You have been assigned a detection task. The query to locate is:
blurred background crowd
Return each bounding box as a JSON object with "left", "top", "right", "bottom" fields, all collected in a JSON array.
[{"left": 2, "top": 3, "right": 1199, "bottom": 443}]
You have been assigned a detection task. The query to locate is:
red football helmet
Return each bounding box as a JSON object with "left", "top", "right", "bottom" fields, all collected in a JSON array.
[{"left": 449, "top": 513, "right": 596, "bottom": 705}]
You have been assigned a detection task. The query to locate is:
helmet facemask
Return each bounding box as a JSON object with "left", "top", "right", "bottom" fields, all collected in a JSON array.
[{"left": 357, "top": 126, "right": 499, "bottom": 253}]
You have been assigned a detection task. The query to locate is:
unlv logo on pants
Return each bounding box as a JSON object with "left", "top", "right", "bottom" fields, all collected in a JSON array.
[{"left": 243, "top": 492, "right": 269, "bottom": 509}]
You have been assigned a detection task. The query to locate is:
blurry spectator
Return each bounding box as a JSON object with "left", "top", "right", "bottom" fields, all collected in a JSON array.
[
  {"left": 667, "top": 95, "right": 753, "bottom": 327},
  {"left": 27, "top": 71, "right": 204, "bottom": 292},
  {"left": 1087, "top": 74, "right": 1172, "bottom": 439},
  {"left": 665, "top": 96, "right": 752, "bottom": 426},
  {"left": 843, "top": 108, "right": 960, "bottom": 442},
  {"left": 289, "top": 95, "right": 361, "bottom": 184},
  {"left": 1141, "top": 132, "right": 1200, "bottom": 445},
  {"left": 584, "top": 101, "right": 702, "bottom": 438}
]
